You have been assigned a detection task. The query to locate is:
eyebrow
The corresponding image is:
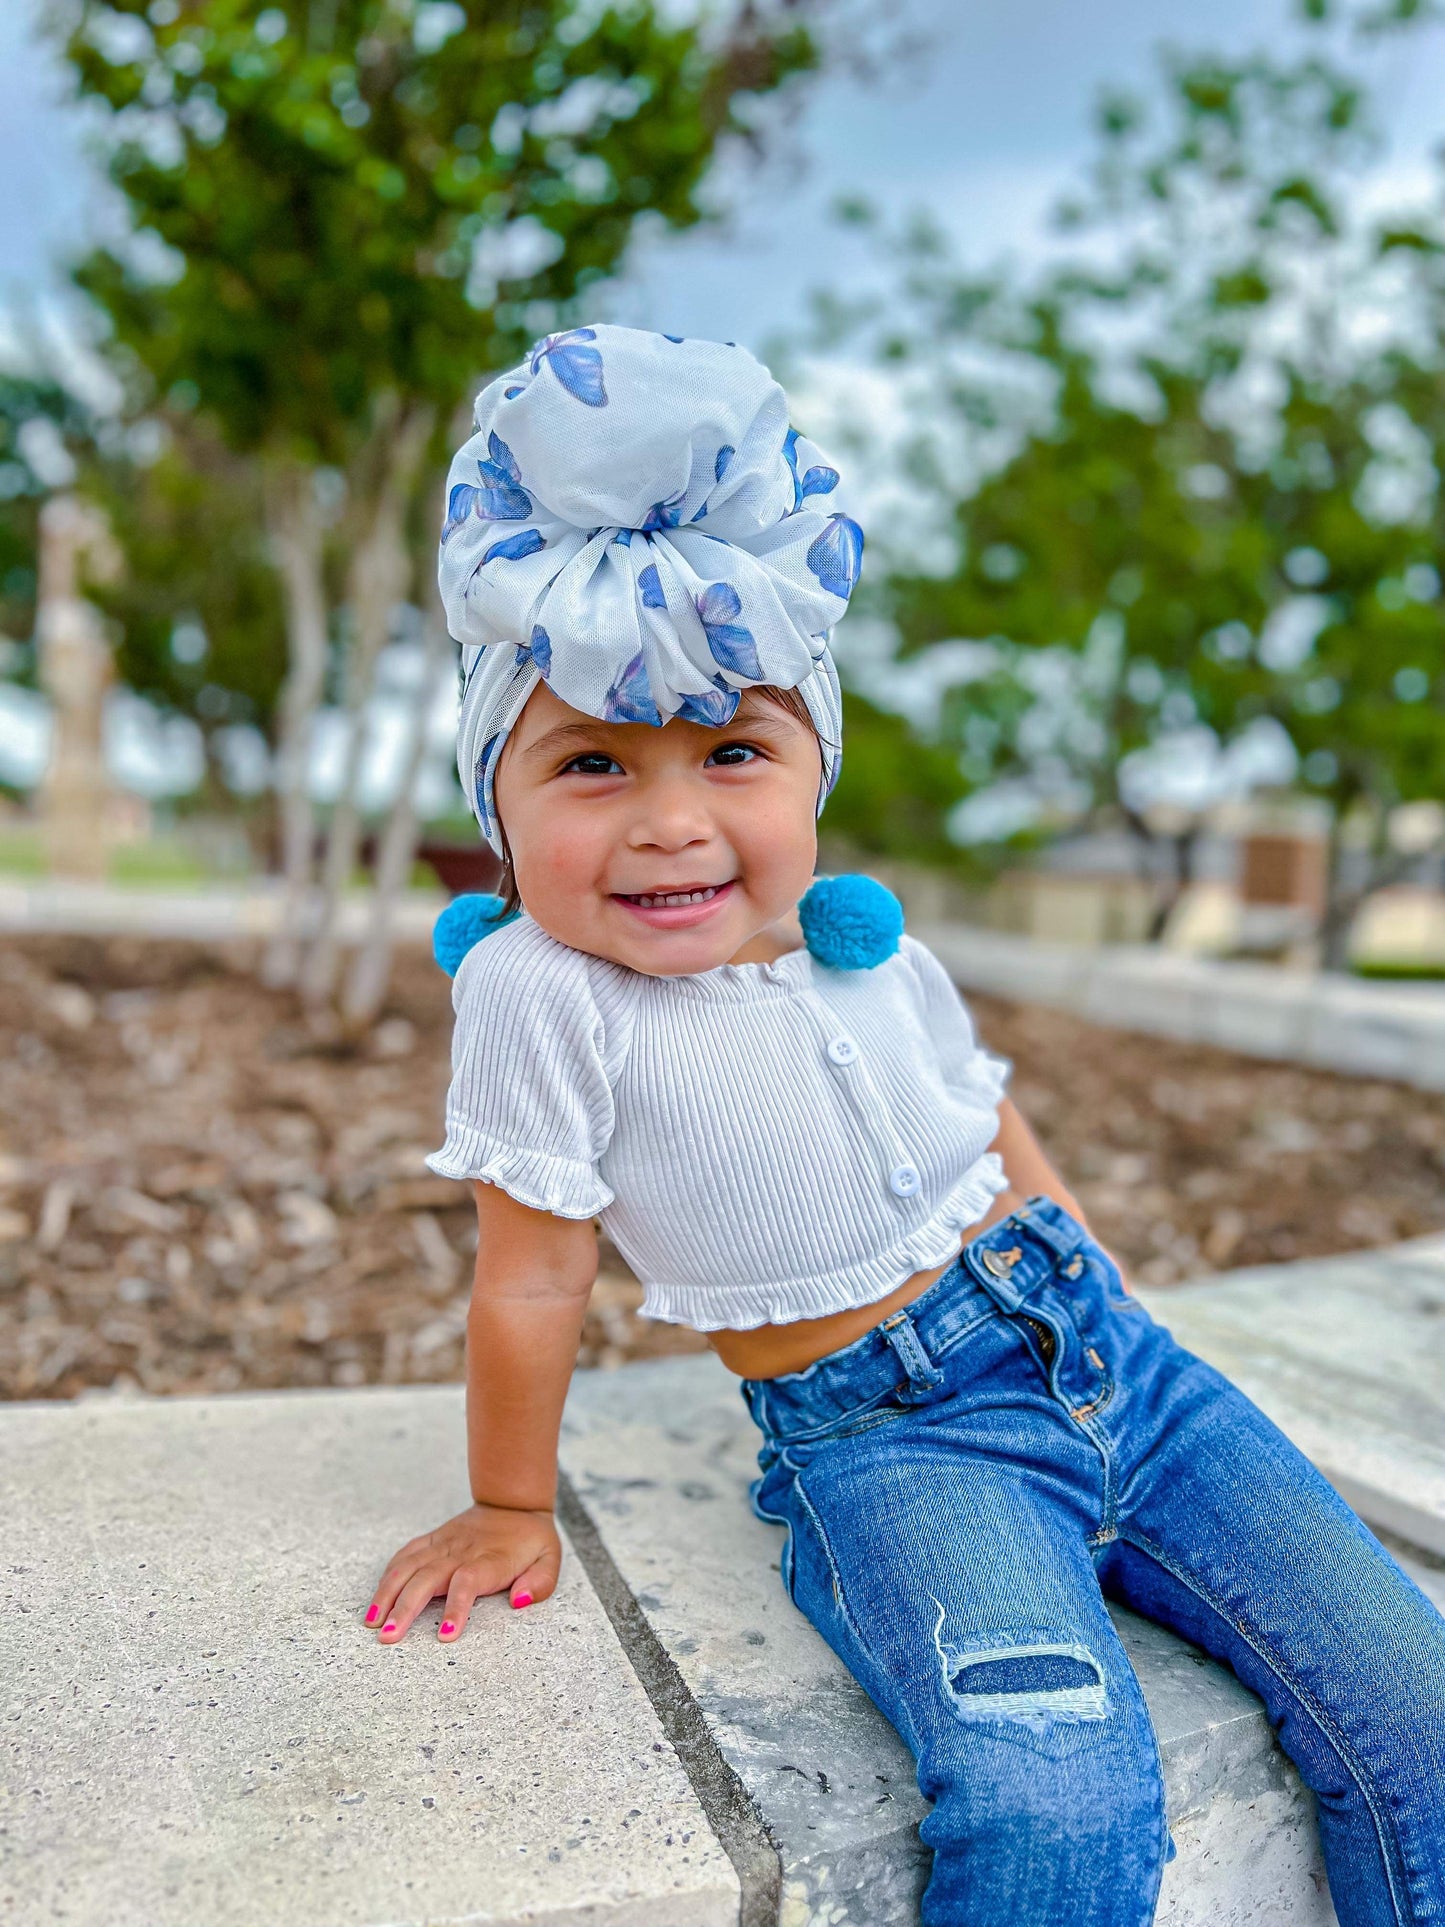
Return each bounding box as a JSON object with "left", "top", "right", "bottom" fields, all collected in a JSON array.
[
  {"left": 523, "top": 721, "right": 620, "bottom": 762},
  {"left": 728, "top": 705, "right": 797, "bottom": 738},
  {"left": 521, "top": 701, "right": 799, "bottom": 763}
]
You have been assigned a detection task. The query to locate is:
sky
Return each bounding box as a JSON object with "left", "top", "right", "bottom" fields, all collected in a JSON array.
[
  {"left": 8, "top": 0, "right": 1445, "bottom": 357},
  {"left": 4, "top": 0, "right": 1445, "bottom": 805},
  {"left": 610, "top": 0, "right": 1440, "bottom": 344}
]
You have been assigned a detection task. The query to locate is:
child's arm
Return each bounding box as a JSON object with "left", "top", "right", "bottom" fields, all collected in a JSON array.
[
  {"left": 990, "top": 1097, "right": 1090, "bottom": 1228},
  {"left": 991, "top": 1096, "right": 1130, "bottom": 1289},
  {"left": 366, "top": 1180, "right": 598, "bottom": 1644}
]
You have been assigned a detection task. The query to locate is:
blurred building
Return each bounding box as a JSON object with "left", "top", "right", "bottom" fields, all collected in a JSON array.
[{"left": 966, "top": 798, "right": 1445, "bottom": 973}]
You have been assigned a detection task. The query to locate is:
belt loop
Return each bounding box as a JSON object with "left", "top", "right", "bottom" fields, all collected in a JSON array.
[
  {"left": 740, "top": 1375, "right": 776, "bottom": 1440},
  {"left": 879, "top": 1310, "right": 944, "bottom": 1400},
  {"left": 1014, "top": 1196, "right": 1084, "bottom": 1263}
]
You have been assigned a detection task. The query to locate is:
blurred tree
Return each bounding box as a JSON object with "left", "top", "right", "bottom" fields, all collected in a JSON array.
[
  {"left": 819, "top": 688, "right": 978, "bottom": 874},
  {"left": 56, "top": 0, "right": 818, "bottom": 1009},
  {"left": 2, "top": 365, "right": 291, "bottom": 824},
  {"left": 808, "top": 32, "right": 1445, "bottom": 954},
  {"left": 0, "top": 373, "right": 95, "bottom": 659},
  {"left": 1261, "top": 369, "right": 1445, "bottom": 961},
  {"left": 880, "top": 299, "right": 1281, "bottom": 934},
  {"left": 90, "top": 414, "right": 287, "bottom": 810}
]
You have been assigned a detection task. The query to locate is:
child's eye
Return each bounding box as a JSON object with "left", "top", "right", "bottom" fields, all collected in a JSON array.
[
  {"left": 705, "top": 741, "right": 761, "bottom": 767},
  {"left": 562, "top": 752, "right": 624, "bottom": 776}
]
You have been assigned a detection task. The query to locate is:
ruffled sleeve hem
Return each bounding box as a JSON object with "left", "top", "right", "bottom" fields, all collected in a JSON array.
[
  {"left": 426, "top": 1124, "right": 613, "bottom": 1220},
  {"left": 971, "top": 1046, "right": 1013, "bottom": 1107}
]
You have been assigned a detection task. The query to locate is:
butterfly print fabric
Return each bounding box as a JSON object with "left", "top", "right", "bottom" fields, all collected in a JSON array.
[{"left": 440, "top": 325, "right": 860, "bottom": 852}]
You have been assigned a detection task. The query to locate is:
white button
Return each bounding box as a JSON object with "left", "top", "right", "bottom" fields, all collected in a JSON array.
[
  {"left": 826, "top": 1035, "right": 859, "bottom": 1066},
  {"left": 888, "top": 1163, "right": 922, "bottom": 1198}
]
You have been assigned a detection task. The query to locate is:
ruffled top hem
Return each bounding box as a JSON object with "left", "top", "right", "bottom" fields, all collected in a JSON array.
[{"left": 633, "top": 1152, "right": 1010, "bottom": 1331}]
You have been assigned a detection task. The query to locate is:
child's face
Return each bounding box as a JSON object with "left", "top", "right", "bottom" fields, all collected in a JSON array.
[{"left": 492, "top": 681, "right": 822, "bottom": 976}]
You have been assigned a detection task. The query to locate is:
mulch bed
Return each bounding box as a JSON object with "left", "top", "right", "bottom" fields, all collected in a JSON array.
[{"left": 2, "top": 934, "right": 1442, "bottom": 1402}]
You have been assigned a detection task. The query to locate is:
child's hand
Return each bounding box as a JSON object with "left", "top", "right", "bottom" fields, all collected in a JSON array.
[{"left": 365, "top": 1502, "right": 561, "bottom": 1644}]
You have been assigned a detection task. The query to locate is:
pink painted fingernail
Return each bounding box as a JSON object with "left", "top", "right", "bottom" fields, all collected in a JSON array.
[
  {"left": 382, "top": 1622, "right": 396, "bottom": 1633},
  {"left": 439, "top": 1621, "right": 455, "bottom": 1636},
  {"left": 511, "top": 1592, "right": 533, "bottom": 1610},
  {"left": 364, "top": 1605, "right": 378, "bottom": 1624}
]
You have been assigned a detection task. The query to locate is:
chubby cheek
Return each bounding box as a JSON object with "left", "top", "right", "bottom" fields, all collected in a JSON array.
[
  {"left": 512, "top": 802, "right": 614, "bottom": 938},
  {"left": 728, "top": 798, "right": 817, "bottom": 919}
]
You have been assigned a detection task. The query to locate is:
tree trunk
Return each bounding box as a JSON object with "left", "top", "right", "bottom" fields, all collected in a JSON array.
[
  {"left": 1147, "top": 824, "right": 1199, "bottom": 943},
  {"left": 298, "top": 400, "right": 434, "bottom": 1009},
  {"left": 340, "top": 601, "right": 453, "bottom": 1030},
  {"left": 261, "top": 464, "right": 329, "bottom": 988},
  {"left": 1118, "top": 803, "right": 1170, "bottom": 941},
  {"left": 1318, "top": 804, "right": 1355, "bottom": 973}
]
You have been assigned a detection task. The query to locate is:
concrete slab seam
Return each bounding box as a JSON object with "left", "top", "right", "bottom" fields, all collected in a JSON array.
[{"left": 556, "top": 1472, "right": 783, "bottom": 1927}]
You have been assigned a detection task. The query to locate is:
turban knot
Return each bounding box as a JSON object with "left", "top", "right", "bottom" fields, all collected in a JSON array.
[{"left": 439, "top": 325, "right": 862, "bottom": 852}]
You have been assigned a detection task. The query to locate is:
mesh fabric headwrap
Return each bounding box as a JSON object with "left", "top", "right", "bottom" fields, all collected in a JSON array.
[{"left": 439, "top": 325, "right": 862, "bottom": 852}]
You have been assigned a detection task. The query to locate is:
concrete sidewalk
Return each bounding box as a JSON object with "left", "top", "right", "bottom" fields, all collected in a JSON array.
[
  {"left": 1148, "top": 1234, "right": 1445, "bottom": 1558},
  {"left": 3, "top": 1245, "right": 1441, "bottom": 1926},
  {"left": 0, "top": 1386, "right": 737, "bottom": 1927}
]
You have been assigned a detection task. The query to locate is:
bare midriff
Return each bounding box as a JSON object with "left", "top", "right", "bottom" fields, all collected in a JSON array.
[{"left": 707, "top": 1184, "right": 1029, "bottom": 1380}]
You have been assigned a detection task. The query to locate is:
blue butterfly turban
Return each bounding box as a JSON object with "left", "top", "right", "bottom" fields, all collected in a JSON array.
[{"left": 439, "top": 324, "right": 863, "bottom": 854}]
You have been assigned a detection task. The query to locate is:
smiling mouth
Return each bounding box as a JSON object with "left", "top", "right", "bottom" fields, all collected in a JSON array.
[
  {"left": 614, "top": 884, "right": 730, "bottom": 909},
  {"left": 610, "top": 880, "right": 737, "bottom": 926}
]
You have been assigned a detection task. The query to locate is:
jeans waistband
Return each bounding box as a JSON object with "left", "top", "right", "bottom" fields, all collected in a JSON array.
[{"left": 742, "top": 1195, "right": 1095, "bottom": 1442}]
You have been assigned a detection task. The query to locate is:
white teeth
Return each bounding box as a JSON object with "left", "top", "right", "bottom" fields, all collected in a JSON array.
[{"left": 633, "top": 887, "right": 719, "bottom": 909}]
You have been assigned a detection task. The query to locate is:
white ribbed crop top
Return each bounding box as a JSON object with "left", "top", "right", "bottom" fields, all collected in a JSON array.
[{"left": 427, "top": 911, "right": 1012, "bottom": 1331}]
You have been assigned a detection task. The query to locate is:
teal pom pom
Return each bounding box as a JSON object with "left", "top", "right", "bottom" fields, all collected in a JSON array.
[
  {"left": 433, "top": 893, "right": 517, "bottom": 977},
  {"left": 798, "top": 874, "right": 904, "bottom": 970}
]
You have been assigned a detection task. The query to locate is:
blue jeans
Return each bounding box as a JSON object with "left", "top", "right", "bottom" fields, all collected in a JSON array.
[{"left": 741, "top": 1197, "right": 1445, "bottom": 1927}]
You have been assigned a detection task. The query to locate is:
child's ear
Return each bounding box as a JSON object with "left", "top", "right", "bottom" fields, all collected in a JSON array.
[{"left": 432, "top": 894, "right": 518, "bottom": 977}]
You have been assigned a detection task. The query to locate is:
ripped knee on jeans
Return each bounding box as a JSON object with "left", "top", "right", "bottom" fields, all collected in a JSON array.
[{"left": 930, "top": 1600, "right": 1110, "bottom": 1729}]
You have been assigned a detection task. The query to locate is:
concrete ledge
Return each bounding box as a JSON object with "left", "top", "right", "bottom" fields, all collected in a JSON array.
[
  {"left": 917, "top": 924, "right": 1445, "bottom": 1092},
  {"left": 1139, "top": 1238, "right": 1445, "bottom": 1560},
  {"left": 0, "top": 879, "right": 444, "bottom": 944},
  {"left": 0, "top": 1385, "right": 738, "bottom": 1927},
  {"left": 560, "top": 1356, "right": 1338, "bottom": 1927},
  {"left": 9, "top": 1244, "right": 1441, "bottom": 1925}
]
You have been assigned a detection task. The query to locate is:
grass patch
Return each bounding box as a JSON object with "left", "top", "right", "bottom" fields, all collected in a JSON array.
[
  {"left": 0, "top": 828, "right": 45, "bottom": 877},
  {"left": 1353, "top": 959, "right": 1445, "bottom": 982},
  {"left": 108, "top": 841, "right": 212, "bottom": 887}
]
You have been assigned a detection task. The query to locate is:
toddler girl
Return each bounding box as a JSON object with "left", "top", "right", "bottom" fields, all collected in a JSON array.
[{"left": 367, "top": 325, "right": 1445, "bottom": 1927}]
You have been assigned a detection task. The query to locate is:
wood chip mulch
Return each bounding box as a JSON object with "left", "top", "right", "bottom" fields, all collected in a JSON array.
[{"left": 1, "top": 935, "right": 1441, "bottom": 1402}]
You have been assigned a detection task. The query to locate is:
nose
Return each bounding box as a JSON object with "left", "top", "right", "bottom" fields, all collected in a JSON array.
[{"left": 625, "top": 767, "right": 717, "bottom": 854}]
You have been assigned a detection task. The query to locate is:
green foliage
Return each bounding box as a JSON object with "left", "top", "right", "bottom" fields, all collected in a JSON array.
[
  {"left": 89, "top": 415, "right": 288, "bottom": 746},
  {"left": 37, "top": 0, "right": 820, "bottom": 835},
  {"left": 1259, "top": 375, "right": 1445, "bottom": 824},
  {"left": 804, "top": 31, "right": 1445, "bottom": 923},
  {"left": 820, "top": 689, "right": 979, "bottom": 872},
  {"left": 0, "top": 372, "right": 288, "bottom": 757},
  {"left": 57, "top": 0, "right": 817, "bottom": 455},
  {"left": 0, "top": 372, "right": 95, "bottom": 648},
  {"left": 883, "top": 319, "right": 1280, "bottom": 816}
]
